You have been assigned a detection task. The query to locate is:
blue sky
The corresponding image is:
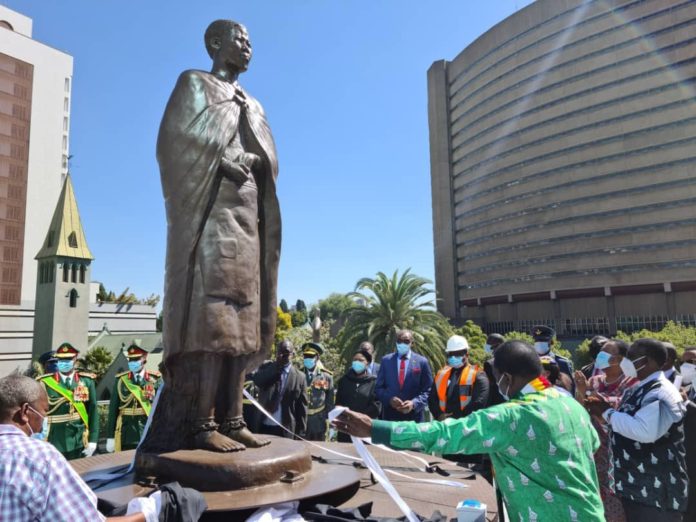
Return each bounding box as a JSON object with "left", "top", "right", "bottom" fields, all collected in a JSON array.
[{"left": 8, "top": 0, "right": 533, "bottom": 307}]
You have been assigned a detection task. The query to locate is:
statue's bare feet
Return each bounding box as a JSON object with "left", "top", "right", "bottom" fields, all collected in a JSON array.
[
  {"left": 193, "top": 430, "right": 245, "bottom": 452},
  {"left": 219, "top": 417, "right": 271, "bottom": 448},
  {"left": 228, "top": 426, "right": 271, "bottom": 448}
]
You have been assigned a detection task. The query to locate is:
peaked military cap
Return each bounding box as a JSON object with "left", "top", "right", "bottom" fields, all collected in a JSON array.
[
  {"left": 38, "top": 350, "right": 57, "bottom": 365},
  {"left": 531, "top": 325, "right": 555, "bottom": 343},
  {"left": 302, "top": 342, "right": 324, "bottom": 357},
  {"left": 55, "top": 342, "right": 79, "bottom": 358},
  {"left": 126, "top": 343, "right": 148, "bottom": 359}
]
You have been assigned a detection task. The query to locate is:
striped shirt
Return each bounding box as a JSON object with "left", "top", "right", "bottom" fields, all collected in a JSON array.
[{"left": 0, "top": 424, "right": 105, "bottom": 521}]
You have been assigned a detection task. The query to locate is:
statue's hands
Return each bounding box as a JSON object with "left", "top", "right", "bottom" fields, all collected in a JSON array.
[{"left": 219, "top": 151, "right": 260, "bottom": 184}]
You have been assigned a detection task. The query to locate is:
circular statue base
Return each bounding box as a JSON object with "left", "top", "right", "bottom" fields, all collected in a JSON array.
[{"left": 135, "top": 436, "right": 312, "bottom": 491}]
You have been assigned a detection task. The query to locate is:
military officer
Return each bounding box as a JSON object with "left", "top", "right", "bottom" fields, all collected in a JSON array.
[
  {"left": 105, "top": 344, "right": 161, "bottom": 452},
  {"left": 37, "top": 343, "right": 99, "bottom": 460},
  {"left": 531, "top": 325, "right": 575, "bottom": 393},
  {"left": 302, "top": 342, "right": 334, "bottom": 441}
]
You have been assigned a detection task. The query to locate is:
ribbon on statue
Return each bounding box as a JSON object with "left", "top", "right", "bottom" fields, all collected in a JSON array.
[{"left": 242, "top": 389, "right": 466, "bottom": 521}]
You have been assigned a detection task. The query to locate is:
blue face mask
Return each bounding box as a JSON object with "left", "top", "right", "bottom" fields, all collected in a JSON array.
[
  {"left": 56, "top": 360, "right": 74, "bottom": 374},
  {"left": 396, "top": 343, "right": 410, "bottom": 356},
  {"left": 484, "top": 344, "right": 492, "bottom": 354},
  {"left": 28, "top": 405, "right": 49, "bottom": 440},
  {"left": 352, "top": 361, "right": 366, "bottom": 374},
  {"left": 303, "top": 357, "right": 316, "bottom": 370},
  {"left": 447, "top": 355, "right": 464, "bottom": 368},
  {"left": 595, "top": 351, "right": 612, "bottom": 370},
  {"left": 534, "top": 342, "right": 550, "bottom": 355},
  {"left": 128, "top": 360, "right": 143, "bottom": 373}
]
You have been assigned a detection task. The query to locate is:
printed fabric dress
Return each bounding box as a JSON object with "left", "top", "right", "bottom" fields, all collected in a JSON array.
[
  {"left": 586, "top": 373, "right": 637, "bottom": 522},
  {"left": 371, "top": 377, "right": 605, "bottom": 522}
]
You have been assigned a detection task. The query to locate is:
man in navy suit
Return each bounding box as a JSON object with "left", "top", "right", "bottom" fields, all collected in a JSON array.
[{"left": 375, "top": 330, "right": 433, "bottom": 421}]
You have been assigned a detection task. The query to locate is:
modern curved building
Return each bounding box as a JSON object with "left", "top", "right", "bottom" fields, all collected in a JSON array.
[{"left": 429, "top": 0, "right": 696, "bottom": 336}]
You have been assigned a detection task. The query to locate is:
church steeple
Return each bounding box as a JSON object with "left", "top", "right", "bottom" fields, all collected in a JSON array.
[
  {"left": 36, "top": 173, "right": 93, "bottom": 261},
  {"left": 32, "top": 174, "right": 93, "bottom": 361}
]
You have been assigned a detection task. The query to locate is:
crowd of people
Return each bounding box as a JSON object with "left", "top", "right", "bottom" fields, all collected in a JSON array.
[{"left": 2, "top": 326, "right": 695, "bottom": 521}]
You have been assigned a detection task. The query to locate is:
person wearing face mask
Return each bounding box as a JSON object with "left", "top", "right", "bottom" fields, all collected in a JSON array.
[
  {"left": 37, "top": 350, "right": 58, "bottom": 375},
  {"left": 334, "top": 340, "right": 605, "bottom": 521},
  {"left": 681, "top": 347, "right": 696, "bottom": 400},
  {"left": 253, "top": 340, "right": 307, "bottom": 439},
  {"left": 428, "top": 335, "right": 489, "bottom": 422},
  {"left": 301, "top": 342, "right": 334, "bottom": 441},
  {"left": 0, "top": 374, "right": 160, "bottom": 522},
  {"left": 105, "top": 345, "right": 162, "bottom": 453},
  {"left": 37, "top": 343, "right": 99, "bottom": 460},
  {"left": 587, "top": 338, "right": 689, "bottom": 521},
  {"left": 580, "top": 336, "right": 610, "bottom": 379},
  {"left": 530, "top": 325, "right": 575, "bottom": 393},
  {"left": 335, "top": 348, "right": 380, "bottom": 442},
  {"left": 375, "top": 329, "right": 433, "bottom": 422},
  {"left": 574, "top": 340, "right": 637, "bottom": 522}
]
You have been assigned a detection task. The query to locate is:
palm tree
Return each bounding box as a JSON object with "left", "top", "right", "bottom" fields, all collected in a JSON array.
[{"left": 338, "top": 269, "right": 452, "bottom": 369}]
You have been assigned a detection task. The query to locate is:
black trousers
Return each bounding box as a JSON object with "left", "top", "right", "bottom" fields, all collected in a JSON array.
[{"left": 621, "top": 499, "right": 682, "bottom": 522}]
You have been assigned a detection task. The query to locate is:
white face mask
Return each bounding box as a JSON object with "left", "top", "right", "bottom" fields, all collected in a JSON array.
[
  {"left": 680, "top": 363, "right": 696, "bottom": 385},
  {"left": 534, "top": 342, "right": 550, "bottom": 355},
  {"left": 496, "top": 374, "right": 510, "bottom": 401},
  {"left": 620, "top": 356, "right": 646, "bottom": 379}
]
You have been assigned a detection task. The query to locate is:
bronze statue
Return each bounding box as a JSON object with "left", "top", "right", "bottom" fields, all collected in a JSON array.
[{"left": 139, "top": 19, "right": 281, "bottom": 455}]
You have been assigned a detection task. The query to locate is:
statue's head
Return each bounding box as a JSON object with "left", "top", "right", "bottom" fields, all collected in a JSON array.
[{"left": 205, "top": 20, "right": 252, "bottom": 73}]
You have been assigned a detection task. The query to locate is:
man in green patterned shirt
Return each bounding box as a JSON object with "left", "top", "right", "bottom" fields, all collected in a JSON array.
[{"left": 334, "top": 341, "right": 605, "bottom": 522}]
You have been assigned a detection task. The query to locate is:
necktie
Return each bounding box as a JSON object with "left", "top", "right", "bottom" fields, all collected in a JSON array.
[
  {"left": 65, "top": 377, "right": 72, "bottom": 388},
  {"left": 266, "top": 370, "right": 282, "bottom": 413},
  {"left": 398, "top": 357, "right": 407, "bottom": 388}
]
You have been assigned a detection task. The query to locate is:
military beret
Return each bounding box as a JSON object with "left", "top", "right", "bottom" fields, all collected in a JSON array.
[{"left": 38, "top": 351, "right": 57, "bottom": 364}]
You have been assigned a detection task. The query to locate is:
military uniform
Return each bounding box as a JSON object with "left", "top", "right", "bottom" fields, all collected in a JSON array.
[
  {"left": 106, "top": 345, "right": 162, "bottom": 451},
  {"left": 37, "top": 343, "right": 99, "bottom": 460},
  {"left": 531, "top": 325, "right": 575, "bottom": 394},
  {"left": 302, "top": 342, "right": 334, "bottom": 441}
]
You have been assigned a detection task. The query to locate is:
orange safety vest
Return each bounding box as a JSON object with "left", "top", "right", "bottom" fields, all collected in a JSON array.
[{"left": 434, "top": 364, "right": 479, "bottom": 413}]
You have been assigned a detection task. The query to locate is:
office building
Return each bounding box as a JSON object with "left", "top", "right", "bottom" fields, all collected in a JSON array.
[{"left": 428, "top": 0, "right": 696, "bottom": 336}]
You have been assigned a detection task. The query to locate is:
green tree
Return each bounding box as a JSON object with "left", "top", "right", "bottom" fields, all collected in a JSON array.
[
  {"left": 78, "top": 346, "right": 114, "bottom": 383},
  {"left": 275, "top": 306, "right": 292, "bottom": 342},
  {"left": 338, "top": 269, "right": 453, "bottom": 370},
  {"left": 454, "top": 320, "right": 488, "bottom": 366},
  {"left": 279, "top": 299, "right": 289, "bottom": 313},
  {"left": 295, "top": 299, "right": 307, "bottom": 312},
  {"left": 290, "top": 309, "right": 307, "bottom": 327},
  {"left": 318, "top": 292, "right": 354, "bottom": 322}
]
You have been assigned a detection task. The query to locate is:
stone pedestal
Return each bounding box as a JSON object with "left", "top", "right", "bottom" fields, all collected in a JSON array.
[{"left": 135, "top": 436, "right": 311, "bottom": 491}]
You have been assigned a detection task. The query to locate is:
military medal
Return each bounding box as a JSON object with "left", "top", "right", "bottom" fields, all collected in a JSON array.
[
  {"left": 74, "top": 382, "right": 89, "bottom": 402},
  {"left": 143, "top": 383, "right": 155, "bottom": 401}
]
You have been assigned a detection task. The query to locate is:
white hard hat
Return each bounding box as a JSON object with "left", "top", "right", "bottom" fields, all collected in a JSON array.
[{"left": 446, "top": 335, "right": 469, "bottom": 353}]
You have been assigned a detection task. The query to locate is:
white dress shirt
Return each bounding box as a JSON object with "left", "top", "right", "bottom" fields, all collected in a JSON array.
[{"left": 603, "top": 370, "right": 685, "bottom": 443}]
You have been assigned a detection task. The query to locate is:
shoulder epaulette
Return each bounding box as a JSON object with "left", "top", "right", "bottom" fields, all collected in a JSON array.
[
  {"left": 36, "top": 373, "right": 53, "bottom": 381},
  {"left": 322, "top": 368, "right": 333, "bottom": 375},
  {"left": 78, "top": 371, "right": 97, "bottom": 379},
  {"left": 147, "top": 369, "right": 161, "bottom": 377},
  {"left": 116, "top": 370, "right": 129, "bottom": 378}
]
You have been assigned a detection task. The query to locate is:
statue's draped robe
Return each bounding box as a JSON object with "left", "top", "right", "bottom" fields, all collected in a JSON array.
[{"left": 158, "top": 70, "right": 280, "bottom": 368}]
